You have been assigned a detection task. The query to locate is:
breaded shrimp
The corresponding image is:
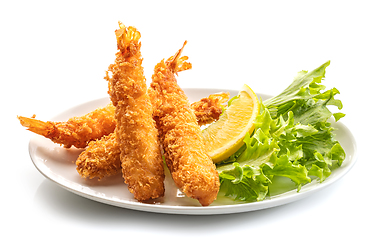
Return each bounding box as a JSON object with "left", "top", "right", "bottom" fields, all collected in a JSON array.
[
  {"left": 104, "top": 22, "right": 164, "bottom": 201},
  {"left": 148, "top": 41, "right": 220, "bottom": 206},
  {"left": 76, "top": 94, "right": 229, "bottom": 180},
  {"left": 17, "top": 103, "right": 115, "bottom": 148},
  {"left": 18, "top": 92, "right": 228, "bottom": 180},
  {"left": 18, "top": 94, "right": 228, "bottom": 150}
]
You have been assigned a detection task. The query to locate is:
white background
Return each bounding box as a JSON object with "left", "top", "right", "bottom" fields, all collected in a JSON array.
[{"left": 2, "top": 0, "right": 381, "bottom": 239}]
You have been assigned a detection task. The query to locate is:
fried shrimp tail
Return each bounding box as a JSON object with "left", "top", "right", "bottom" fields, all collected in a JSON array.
[
  {"left": 17, "top": 103, "right": 116, "bottom": 148},
  {"left": 191, "top": 92, "right": 230, "bottom": 126},
  {"left": 167, "top": 41, "right": 192, "bottom": 74},
  {"left": 105, "top": 22, "right": 164, "bottom": 201},
  {"left": 149, "top": 42, "right": 220, "bottom": 206}
]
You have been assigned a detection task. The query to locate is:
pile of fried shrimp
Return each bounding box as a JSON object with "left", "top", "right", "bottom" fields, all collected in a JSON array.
[{"left": 18, "top": 22, "right": 230, "bottom": 206}]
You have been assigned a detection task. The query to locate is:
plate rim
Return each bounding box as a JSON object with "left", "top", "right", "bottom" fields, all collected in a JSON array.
[{"left": 28, "top": 88, "right": 358, "bottom": 215}]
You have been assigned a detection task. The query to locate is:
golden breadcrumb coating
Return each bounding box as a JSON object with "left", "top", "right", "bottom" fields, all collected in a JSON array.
[
  {"left": 104, "top": 22, "right": 164, "bottom": 201},
  {"left": 76, "top": 132, "right": 121, "bottom": 179},
  {"left": 18, "top": 94, "right": 227, "bottom": 150},
  {"left": 75, "top": 94, "right": 229, "bottom": 180},
  {"left": 17, "top": 103, "right": 116, "bottom": 148},
  {"left": 18, "top": 92, "right": 227, "bottom": 181},
  {"left": 148, "top": 41, "right": 220, "bottom": 206}
]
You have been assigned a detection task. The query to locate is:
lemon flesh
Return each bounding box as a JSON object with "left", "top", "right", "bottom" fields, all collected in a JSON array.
[{"left": 202, "top": 84, "right": 260, "bottom": 163}]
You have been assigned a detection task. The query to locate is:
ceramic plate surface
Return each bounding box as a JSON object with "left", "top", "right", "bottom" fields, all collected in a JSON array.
[{"left": 29, "top": 88, "right": 357, "bottom": 215}]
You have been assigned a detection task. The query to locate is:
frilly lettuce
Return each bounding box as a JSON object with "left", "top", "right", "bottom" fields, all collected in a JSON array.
[{"left": 217, "top": 61, "right": 346, "bottom": 202}]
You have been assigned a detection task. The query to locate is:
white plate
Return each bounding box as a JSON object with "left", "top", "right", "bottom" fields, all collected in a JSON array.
[{"left": 28, "top": 88, "right": 358, "bottom": 215}]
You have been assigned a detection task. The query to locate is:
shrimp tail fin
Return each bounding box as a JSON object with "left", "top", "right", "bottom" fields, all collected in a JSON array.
[
  {"left": 17, "top": 116, "right": 56, "bottom": 137},
  {"left": 166, "top": 41, "right": 192, "bottom": 75},
  {"left": 115, "top": 22, "right": 141, "bottom": 57}
]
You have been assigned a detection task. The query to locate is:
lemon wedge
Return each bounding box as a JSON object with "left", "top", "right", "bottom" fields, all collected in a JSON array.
[{"left": 202, "top": 84, "right": 260, "bottom": 163}]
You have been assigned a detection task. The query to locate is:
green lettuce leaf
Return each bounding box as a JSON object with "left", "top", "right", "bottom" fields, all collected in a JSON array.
[
  {"left": 217, "top": 107, "right": 311, "bottom": 201},
  {"left": 217, "top": 61, "right": 346, "bottom": 202}
]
